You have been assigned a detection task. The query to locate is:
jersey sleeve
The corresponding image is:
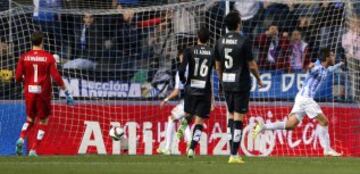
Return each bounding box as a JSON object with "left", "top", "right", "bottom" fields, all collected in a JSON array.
[
  {"left": 15, "top": 56, "right": 24, "bottom": 82},
  {"left": 243, "top": 37, "right": 254, "bottom": 62},
  {"left": 328, "top": 62, "right": 344, "bottom": 73},
  {"left": 309, "top": 64, "right": 321, "bottom": 75},
  {"left": 49, "top": 56, "right": 65, "bottom": 87}
]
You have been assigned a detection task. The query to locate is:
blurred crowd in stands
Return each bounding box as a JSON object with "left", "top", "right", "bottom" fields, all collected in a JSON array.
[
  {"left": 0, "top": 0, "right": 359, "bottom": 99},
  {"left": 0, "top": 1, "right": 358, "bottom": 71}
]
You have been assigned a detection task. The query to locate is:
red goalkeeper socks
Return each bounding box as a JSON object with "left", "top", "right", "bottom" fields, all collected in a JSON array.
[
  {"left": 31, "top": 124, "right": 47, "bottom": 151},
  {"left": 19, "top": 121, "right": 34, "bottom": 139}
]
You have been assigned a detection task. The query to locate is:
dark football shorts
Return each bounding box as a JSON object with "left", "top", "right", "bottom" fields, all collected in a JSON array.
[
  {"left": 184, "top": 94, "right": 211, "bottom": 118},
  {"left": 224, "top": 91, "right": 250, "bottom": 114}
]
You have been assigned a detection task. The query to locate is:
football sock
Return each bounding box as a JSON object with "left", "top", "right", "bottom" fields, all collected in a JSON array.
[
  {"left": 31, "top": 124, "right": 47, "bottom": 151},
  {"left": 317, "top": 125, "right": 331, "bottom": 152},
  {"left": 190, "top": 124, "right": 203, "bottom": 150},
  {"left": 231, "top": 120, "right": 243, "bottom": 156},
  {"left": 184, "top": 126, "right": 191, "bottom": 143},
  {"left": 20, "top": 120, "right": 34, "bottom": 139},
  {"left": 263, "top": 122, "right": 286, "bottom": 130},
  {"left": 164, "top": 117, "right": 175, "bottom": 151},
  {"left": 227, "top": 119, "right": 234, "bottom": 153}
]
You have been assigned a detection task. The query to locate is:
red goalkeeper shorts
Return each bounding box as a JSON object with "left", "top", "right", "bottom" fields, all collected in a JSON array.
[{"left": 25, "top": 96, "right": 52, "bottom": 119}]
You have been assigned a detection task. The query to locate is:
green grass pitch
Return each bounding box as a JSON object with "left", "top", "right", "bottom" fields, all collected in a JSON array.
[{"left": 1, "top": 156, "right": 359, "bottom": 174}]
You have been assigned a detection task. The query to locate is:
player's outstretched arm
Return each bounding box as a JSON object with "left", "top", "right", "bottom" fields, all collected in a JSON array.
[
  {"left": 308, "top": 61, "right": 322, "bottom": 75},
  {"left": 50, "top": 58, "right": 74, "bottom": 105},
  {"left": 160, "top": 88, "right": 180, "bottom": 108},
  {"left": 328, "top": 61, "right": 344, "bottom": 73}
]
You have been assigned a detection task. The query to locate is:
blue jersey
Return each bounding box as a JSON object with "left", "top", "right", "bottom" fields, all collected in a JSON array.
[{"left": 298, "top": 60, "right": 343, "bottom": 98}]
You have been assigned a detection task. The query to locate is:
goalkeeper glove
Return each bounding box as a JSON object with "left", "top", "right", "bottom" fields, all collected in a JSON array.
[{"left": 65, "top": 90, "right": 74, "bottom": 105}]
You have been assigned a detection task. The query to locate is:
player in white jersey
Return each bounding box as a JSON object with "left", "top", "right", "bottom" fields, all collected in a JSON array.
[
  {"left": 156, "top": 54, "right": 192, "bottom": 155},
  {"left": 253, "top": 48, "right": 343, "bottom": 156}
]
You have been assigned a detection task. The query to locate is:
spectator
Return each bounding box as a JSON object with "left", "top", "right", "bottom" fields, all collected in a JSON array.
[
  {"left": 147, "top": 19, "right": 177, "bottom": 69},
  {"left": 33, "top": 0, "right": 61, "bottom": 21},
  {"left": 232, "top": 1, "right": 262, "bottom": 36},
  {"left": 204, "top": 1, "right": 225, "bottom": 44},
  {"left": 297, "top": 16, "right": 312, "bottom": 40},
  {"left": 260, "top": 1, "right": 296, "bottom": 34},
  {"left": 342, "top": 15, "right": 360, "bottom": 101},
  {"left": 158, "top": 0, "right": 215, "bottom": 67},
  {"left": 0, "top": 39, "right": 6, "bottom": 53},
  {"left": 33, "top": 0, "right": 62, "bottom": 53},
  {"left": 169, "top": 0, "right": 216, "bottom": 37},
  {"left": 254, "top": 23, "right": 288, "bottom": 70},
  {"left": 281, "top": 29, "right": 310, "bottom": 72},
  {"left": 75, "top": 13, "right": 98, "bottom": 57},
  {"left": 171, "top": 0, "right": 197, "bottom": 36},
  {"left": 113, "top": 7, "right": 142, "bottom": 71},
  {"left": 63, "top": 13, "right": 99, "bottom": 70},
  {"left": 0, "top": 37, "right": 18, "bottom": 99},
  {"left": 342, "top": 17, "right": 360, "bottom": 60},
  {"left": 0, "top": 37, "right": 14, "bottom": 68},
  {"left": 317, "top": 2, "right": 344, "bottom": 50}
]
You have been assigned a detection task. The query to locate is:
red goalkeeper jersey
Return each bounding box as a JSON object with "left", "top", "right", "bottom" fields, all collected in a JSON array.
[{"left": 15, "top": 49, "right": 64, "bottom": 100}]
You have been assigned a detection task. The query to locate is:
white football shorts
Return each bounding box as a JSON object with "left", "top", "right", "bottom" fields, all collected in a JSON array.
[
  {"left": 171, "top": 100, "right": 186, "bottom": 120},
  {"left": 290, "top": 95, "right": 323, "bottom": 121}
]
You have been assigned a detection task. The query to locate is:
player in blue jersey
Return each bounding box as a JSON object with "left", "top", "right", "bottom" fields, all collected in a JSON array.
[{"left": 253, "top": 48, "right": 343, "bottom": 156}]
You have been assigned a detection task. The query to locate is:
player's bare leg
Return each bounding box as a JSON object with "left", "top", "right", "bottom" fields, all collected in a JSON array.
[
  {"left": 157, "top": 116, "right": 175, "bottom": 155},
  {"left": 157, "top": 111, "right": 191, "bottom": 155},
  {"left": 253, "top": 113, "right": 299, "bottom": 139},
  {"left": 176, "top": 119, "right": 187, "bottom": 139},
  {"left": 177, "top": 115, "right": 192, "bottom": 151},
  {"left": 228, "top": 112, "right": 245, "bottom": 164},
  {"left": 29, "top": 118, "right": 48, "bottom": 157},
  {"left": 187, "top": 116, "right": 204, "bottom": 158},
  {"left": 315, "top": 113, "right": 342, "bottom": 157},
  {"left": 16, "top": 116, "right": 34, "bottom": 156},
  {"left": 176, "top": 114, "right": 191, "bottom": 139}
]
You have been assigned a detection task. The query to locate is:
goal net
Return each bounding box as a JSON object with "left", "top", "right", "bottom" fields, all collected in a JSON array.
[{"left": 0, "top": 0, "right": 359, "bottom": 157}]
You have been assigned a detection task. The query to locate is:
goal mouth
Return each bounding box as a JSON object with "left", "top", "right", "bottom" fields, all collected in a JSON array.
[{"left": 0, "top": 0, "right": 359, "bottom": 157}]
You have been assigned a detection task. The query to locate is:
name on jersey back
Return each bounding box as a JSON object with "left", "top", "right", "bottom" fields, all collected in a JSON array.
[
  {"left": 194, "top": 49, "right": 211, "bottom": 55},
  {"left": 222, "top": 38, "right": 238, "bottom": 45},
  {"left": 24, "top": 56, "right": 47, "bottom": 62}
]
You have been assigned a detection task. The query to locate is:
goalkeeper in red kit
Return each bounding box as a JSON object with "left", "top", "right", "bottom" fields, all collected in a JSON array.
[{"left": 15, "top": 31, "right": 74, "bottom": 156}]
